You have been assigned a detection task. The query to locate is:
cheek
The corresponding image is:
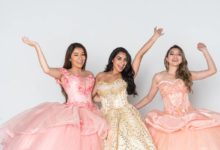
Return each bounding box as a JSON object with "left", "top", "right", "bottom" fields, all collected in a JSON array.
[
  {"left": 178, "top": 56, "right": 182, "bottom": 61},
  {"left": 112, "top": 59, "right": 117, "bottom": 65},
  {"left": 71, "top": 56, "right": 77, "bottom": 61},
  {"left": 82, "top": 56, "right": 86, "bottom": 60}
]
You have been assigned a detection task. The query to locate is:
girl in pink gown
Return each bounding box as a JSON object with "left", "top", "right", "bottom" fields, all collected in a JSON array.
[
  {"left": 0, "top": 38, "right": 108, "bottom": 150},
  {"left": 135, "top": 43, "right": 220, "bottom": 150}
]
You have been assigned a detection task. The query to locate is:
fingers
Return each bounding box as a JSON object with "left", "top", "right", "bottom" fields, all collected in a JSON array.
[
  {"left": 154, "top": 26, "right": 157, "bottom": 32},
  {"left": 158, "top": 28, "right": 164, "bottom": 35},
  {"left": 22, "top": 36, "right": 29, "bottom": 43},
  {"left": 154, "top": 26, "right": 164, "bottom": 35},
  {"left": 197, "top": 42, "right": 207, "bottom": 49}
]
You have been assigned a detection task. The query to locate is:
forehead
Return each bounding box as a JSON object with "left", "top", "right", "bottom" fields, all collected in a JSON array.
[
  {"left": 169, "top": 48, "right": 181, "bottom": 53},
  {"left": 72, "top": 47, "right": 85, "bottom": 53},
  {"left": 115, "top": 52, "right": 127, "bottom": 58}
]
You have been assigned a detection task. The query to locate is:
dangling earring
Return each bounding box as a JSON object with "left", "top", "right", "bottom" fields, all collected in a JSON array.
[{"left": 69, "top": 59, "right": 71, "bottom": 62}]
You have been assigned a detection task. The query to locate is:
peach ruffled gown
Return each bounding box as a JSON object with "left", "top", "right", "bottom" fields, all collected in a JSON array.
[
  {"left": 0, "top": 68, "right": 108, "bottom": 150},
  {"left": 146, "top": 79, "right": 220, "bottom": 150}
]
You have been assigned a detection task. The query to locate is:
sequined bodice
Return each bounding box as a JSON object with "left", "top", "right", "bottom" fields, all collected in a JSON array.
[
  {"left": 58, "top": 68, "right": 95, "bottom": 103},
  {"left": 158, "top": 79, "right": 193, "bottom": 115},
  {"left": 96, "top": 79, "right": 129, "bottom": 112}
]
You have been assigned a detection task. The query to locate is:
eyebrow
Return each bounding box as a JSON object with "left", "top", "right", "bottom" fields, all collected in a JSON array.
[
  {"left": 73, "top": 51, "right": 85, "bottom": 54},
  {"left": 170, "top": 51, "right": 181, "bottom": 54}
]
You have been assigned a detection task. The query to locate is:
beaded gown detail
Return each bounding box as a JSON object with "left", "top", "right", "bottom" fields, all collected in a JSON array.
[{"left": 96, "top": 79, "right": 156, "bottom": 150}]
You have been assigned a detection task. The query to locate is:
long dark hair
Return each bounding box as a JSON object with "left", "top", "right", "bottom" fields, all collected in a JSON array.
[
  {"left": 62, "top": 43, "right": 87, "bottom": 101},
  {"left": 164, "top": 45, "right": 193, "bottom": 92},
  {"left": 105, "top": 47, "right": 137, "bottom": 95}
]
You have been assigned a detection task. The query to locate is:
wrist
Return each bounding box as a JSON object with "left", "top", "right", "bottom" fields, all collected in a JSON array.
[{"left": 151, "top": 35, "right": 159, "bottom": 40}]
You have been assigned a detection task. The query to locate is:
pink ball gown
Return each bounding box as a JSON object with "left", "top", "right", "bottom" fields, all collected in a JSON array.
[
  {"left": 0, "top": 68, "right": 108, "bottom": 150},
  {"left": 146, "top": 79, "right": 220, "bottom": 150}
]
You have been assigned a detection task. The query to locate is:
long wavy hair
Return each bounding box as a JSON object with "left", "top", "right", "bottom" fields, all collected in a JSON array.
[
  {"left": 104, "top": 47, "right": 137, "bottom": 95},
  {"left": 164, "top": 45, "right": 193, "bottom": 92},
  {"left": 62, "top": 43, "right": 87, "bottom": 101}
]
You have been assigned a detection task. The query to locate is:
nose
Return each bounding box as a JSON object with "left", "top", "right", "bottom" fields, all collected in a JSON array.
[
  {"left": 122, "top": 60, "right": 127, "bottom": 65},
  {"left": 173, "top": 54, "right": 179, "bottom": 58},
  {"left": 78, "top": 55, "right": 84, "bottom": 60}
]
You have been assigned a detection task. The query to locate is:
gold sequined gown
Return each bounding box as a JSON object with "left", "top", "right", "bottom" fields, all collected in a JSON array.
[{"left": 96, "top": 79, "right": 156, "bottom": 150}]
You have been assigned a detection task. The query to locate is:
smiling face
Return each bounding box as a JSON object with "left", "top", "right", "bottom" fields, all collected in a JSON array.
[
  {"left": 166, "top": 48, "right": 183, "bottom": 67},
  {"left": 112, "top": 52, "right": 128, "bottom": 73},
  {"left": 164, "top": 45, "right": 192, "bottom": 92},
  {"left": 164, "top": 45, "right": 187, "bottom": 71},
  {"left": 70, "top": 47, "right": 86, "bottom": 69}
]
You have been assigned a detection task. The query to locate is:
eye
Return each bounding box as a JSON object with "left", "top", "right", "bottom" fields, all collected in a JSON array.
[
  {"left": 169, "top": 53, "right": 174, "bottom": 55},
  {"left": 116, "top": 56, "right": 122, "bottom": 60}
]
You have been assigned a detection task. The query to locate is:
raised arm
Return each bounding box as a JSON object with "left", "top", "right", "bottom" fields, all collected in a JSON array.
[
  {"left": 134, "top": 74, "right": 160, "bottom": 109},
  {"left": 132, "top": 27, "right": 164, "bottom": 77},
  {"left": 191, "top": 42, "right": 217, "bottom": 80},
  {"left": 22, "top": 37, "right": 61, "bottom": 79}
]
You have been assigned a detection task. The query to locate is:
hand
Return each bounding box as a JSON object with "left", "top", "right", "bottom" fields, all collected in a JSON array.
[
  {"left": 197, "top": 42, "right": 207, "bottom": 52},
  {"left": 153, "top": 26, "right": 164, "bottom": 38},
  {"left": 93, "top": 95, "right": 102, "bottom": 102},
  {"left": 22, "top": 37, "right": 39, "bottom": 48}
]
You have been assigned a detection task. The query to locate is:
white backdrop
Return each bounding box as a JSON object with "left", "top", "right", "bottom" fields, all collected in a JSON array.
[{"left": 0, "top": 0, "right": 220, "bottom": 123}]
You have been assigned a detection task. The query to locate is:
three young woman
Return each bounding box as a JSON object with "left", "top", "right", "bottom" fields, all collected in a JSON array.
[{"left": 1, "top": 29, "right": 220, "bottom": 150}]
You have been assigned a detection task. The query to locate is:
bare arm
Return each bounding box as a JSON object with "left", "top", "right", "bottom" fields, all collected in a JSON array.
[
  {"left": 92, "top": 73, "right": 103, "bottom": 102},
  {"left": 22, "top": 37, "right": 61, "bottom": 79},
  {"left": 132, "top": 27, "right": 164, "bottom": 77},
  {"left": 134, "top": 74, "right": 159, "bottom": 109},
  {"left": 191, "top": 43, "right": 217, "bottom": 80}
]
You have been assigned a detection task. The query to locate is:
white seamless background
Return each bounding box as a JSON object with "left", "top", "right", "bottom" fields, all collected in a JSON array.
[{"left": 0, "top": 0, "right": 219, "bottom": 123}]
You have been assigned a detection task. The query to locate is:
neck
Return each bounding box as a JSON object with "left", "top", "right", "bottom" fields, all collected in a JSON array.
[
  {"left": 167, "top": 66, "right": 177, "bottom": 76},
  {"left": 69, "top": 67, "right": 82, "bottom": 73},
  {"left": 111, "top": 70, "right": 121, "bottom": 76}
]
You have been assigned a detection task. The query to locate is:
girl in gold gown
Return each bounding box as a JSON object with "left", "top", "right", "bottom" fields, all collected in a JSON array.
[{"left": 92, "top": 27, "right": 163, "bottom": 150}]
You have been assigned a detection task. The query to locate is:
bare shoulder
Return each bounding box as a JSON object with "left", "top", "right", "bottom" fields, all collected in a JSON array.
[
  {"left": 84, "top": 70, "right": 94, "bottom": 77},
  {"left": 153, "top": 71, "right": 166, "bottom": 83},
  {"left": 95, "top": 72, "right": 107, "bottom": 81}
]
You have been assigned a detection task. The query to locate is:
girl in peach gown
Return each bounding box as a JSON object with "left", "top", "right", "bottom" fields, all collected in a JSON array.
[
  {"left": 135, "top": 43, "right": 220, "bottom": 150},
  {"left": 0, "top": 38, "right": 108, "bottom": 150}
]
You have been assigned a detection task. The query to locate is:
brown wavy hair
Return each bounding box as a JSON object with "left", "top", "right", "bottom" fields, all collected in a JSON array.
[{"left": 164, "top": 45, "right": 193, "bottom": 92}]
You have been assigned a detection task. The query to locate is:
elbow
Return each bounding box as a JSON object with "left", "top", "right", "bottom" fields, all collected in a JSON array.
[
  {"left": 44, "top": 70, "right": 50, "bottom": 74},
  {"left": 43, "top": 68, "right": 50, "bottom": 74},
  {"left": 44, "top": 70, "right": 50, "bottom": 75},
  {"left": 209, "top": 68, "right": 217, "bottom": 76},
  {"left": 213, "top": 69, "right": 217, "bottom": 75},
  {"left": 211, "top": 67, "right": 217, "bottom": 75}
]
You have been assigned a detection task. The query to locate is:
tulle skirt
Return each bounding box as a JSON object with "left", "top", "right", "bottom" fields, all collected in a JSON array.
[
  {"left": 0, "top": 102, "right": 109, "bottom": 150},
  {"left": 146, "top": 108, "right": 220, "bottom": 150}
]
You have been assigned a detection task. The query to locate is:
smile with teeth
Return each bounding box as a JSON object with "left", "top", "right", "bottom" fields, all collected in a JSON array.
[
  {"left": 76, "top": 61, "right": 84, "bottom": 65},
  {"left": 172, "top": 59, "right": 179, "bottom": 62},
  {"left": 118, "top": 65, "right": 125, "bottom": 70}
]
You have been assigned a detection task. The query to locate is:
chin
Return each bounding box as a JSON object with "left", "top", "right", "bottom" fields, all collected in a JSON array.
[
  {"left": 119, "top": 69, "right": 124, "bottom": 73},
  {"left": 76, "top": 65, "right": 84, "bottom": 69}
]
